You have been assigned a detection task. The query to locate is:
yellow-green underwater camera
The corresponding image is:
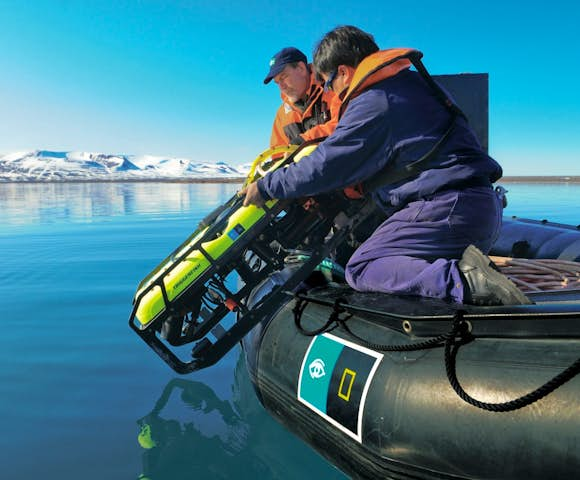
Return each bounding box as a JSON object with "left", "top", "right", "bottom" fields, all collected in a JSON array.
[{"left": 128, "top": 141, "right": 373, "bottom": 373}]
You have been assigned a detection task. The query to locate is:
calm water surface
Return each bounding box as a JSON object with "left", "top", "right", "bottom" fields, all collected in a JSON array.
[{"left": 0, "top": 181, "right": 578, "bottom": 480}]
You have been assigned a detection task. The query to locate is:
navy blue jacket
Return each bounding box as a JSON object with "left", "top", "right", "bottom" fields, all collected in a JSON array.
[{"left": 257, "top": 63, "right": 502, "bottom": 212}]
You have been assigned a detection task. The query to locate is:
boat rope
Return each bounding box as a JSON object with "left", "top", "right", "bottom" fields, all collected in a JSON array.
[
  {"left": 293, "top": 297, "right": 466, "bottom": 351},
  {"left": 491, "top": 256, "right": 580, "bottom": 292},
  {"left": 444, "top": 311, "right": 580, "bottom": 412},
  {"left": 340, "top": 307, "right": 463, "bottom": 352},
  {"left": 293, "top": 297, "right": 350, "bottom": 336}
]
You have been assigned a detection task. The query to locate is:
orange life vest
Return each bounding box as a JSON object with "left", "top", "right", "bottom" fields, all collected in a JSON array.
[{"left": 270, "top": 70, "right": 340, "bottom": 147}]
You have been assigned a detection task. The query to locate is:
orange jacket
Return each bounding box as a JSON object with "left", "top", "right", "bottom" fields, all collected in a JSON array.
[{"left": 270, "top": 70, "right": 340, "bottom": 147}]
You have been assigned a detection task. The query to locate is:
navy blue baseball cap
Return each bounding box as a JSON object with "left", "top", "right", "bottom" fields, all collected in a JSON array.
[{"left": 263, "top": 47, "right": 307, "bottom": 84}]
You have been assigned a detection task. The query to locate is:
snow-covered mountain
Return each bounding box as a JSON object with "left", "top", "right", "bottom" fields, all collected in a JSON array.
[{"left": 0, "top": 150, "right": 249, "bottom": 181}]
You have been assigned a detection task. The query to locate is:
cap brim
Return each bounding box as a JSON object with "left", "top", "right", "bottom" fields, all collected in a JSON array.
[{"left": 263, "top": 63, "right": 286, "bottom": 85}]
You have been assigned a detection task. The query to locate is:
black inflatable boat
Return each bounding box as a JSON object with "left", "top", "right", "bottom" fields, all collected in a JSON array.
[{"left": 242, "top": 215, "right": 580, "bottom": 480}]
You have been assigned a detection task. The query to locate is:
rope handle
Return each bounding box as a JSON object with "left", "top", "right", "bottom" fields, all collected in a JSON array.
[{"left": 444, "top": 313, "right": 580, "bottom": 412}]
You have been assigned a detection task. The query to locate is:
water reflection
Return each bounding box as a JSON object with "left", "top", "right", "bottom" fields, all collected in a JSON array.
[
  {"left": 2, "top": 181, "right": 578, "bottom": 228},
  {"left": 0, "top": 182, "right": 241, "bottom": 227},
  {"left": 136, "top": 378, "right": 250, "bottom": 479},
  {"left": 136, "top": 356, "right": 346, "bottom": 479}
]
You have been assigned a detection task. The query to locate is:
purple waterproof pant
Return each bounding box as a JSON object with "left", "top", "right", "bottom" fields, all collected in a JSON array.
[{"left": 345, "top": 186, "right": 503, "bottom": 303}]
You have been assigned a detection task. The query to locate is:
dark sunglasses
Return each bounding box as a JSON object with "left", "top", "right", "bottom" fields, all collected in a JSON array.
[{"left": 324, "top": 70, "right": 338, "bottom": 92}]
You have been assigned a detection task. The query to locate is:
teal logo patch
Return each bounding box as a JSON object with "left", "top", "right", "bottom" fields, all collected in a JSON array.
[
  {"left": 269, "top": 57, "right": 276, "bottom": 66},
  {"left": 297, "top": 333, "right": 383, "bottom": 442}
]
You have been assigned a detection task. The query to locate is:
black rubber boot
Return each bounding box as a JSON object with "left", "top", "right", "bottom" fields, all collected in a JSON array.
[{"left": 459, "top": 245, "right": 533, "bottom": 306}]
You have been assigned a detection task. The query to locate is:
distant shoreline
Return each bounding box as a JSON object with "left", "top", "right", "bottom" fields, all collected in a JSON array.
[
  {"left": 499, "top": 176, "right": 580, "bottom": 183},
  {"left": 2, "top": 176, "right": 580, "bottom": 184},
  {"left": 0, "top": 177, "right": 247, "bottom": 184}
]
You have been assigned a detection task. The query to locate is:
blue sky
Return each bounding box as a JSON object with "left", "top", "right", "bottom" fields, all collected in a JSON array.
[{"left": 1, "top": 0, "right": 579, "bottom": 175}]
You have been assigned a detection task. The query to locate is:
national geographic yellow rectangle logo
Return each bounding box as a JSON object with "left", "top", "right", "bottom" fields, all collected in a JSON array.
[{"left": 338, "top": 368, "right": 357, "bottom": 401}]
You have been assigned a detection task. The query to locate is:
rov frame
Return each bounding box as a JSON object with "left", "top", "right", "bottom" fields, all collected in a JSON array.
[{"left": 128, "top": 142, "right": 373, "bottom": 373}]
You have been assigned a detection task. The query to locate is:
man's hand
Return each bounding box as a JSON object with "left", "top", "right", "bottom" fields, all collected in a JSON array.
[{"left": 239, "top": 182, "right": 266, "bottom": 207}]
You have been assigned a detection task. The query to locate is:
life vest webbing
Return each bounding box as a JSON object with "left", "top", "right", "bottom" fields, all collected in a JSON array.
[{"left": 362, "top": 52, "right": 469, "bottom": 193}]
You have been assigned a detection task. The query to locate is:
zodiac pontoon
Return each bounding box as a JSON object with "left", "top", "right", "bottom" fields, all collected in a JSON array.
[{"left": 241, "top": 219, "right": 580, "bottom": 479}]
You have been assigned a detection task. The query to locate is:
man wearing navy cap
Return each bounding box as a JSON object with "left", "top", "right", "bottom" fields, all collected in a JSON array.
[
  {"left": 244, "top": 27, "right": 531, "bottom": 306},
  {"left": 264, "top": 47, "right": 339, "bottom": 147}
]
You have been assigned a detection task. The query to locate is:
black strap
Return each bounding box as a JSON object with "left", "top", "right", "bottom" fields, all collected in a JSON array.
[
  {"left": 409, "top": 51, "right": 466, "bottom": 119},
  {"left": 363, "top": 53, "right": 468, "bottom": 192}
]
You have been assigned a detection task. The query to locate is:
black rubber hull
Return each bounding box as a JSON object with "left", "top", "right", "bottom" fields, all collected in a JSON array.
[{"left": 244, "top": 293, "right": 580, "bottom": 480}]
